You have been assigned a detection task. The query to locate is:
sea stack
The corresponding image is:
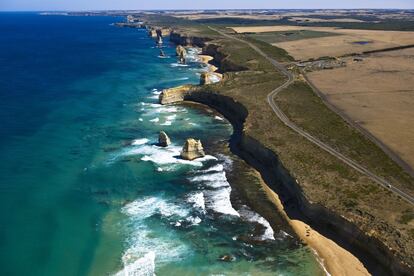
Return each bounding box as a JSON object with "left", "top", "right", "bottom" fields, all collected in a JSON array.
[
  {"left": 176, "top": 45, "right": 187, "bottom": 64},
  {"left": 180, "top": 138, "right": 205, "bottom": 160},
  {"left": 200, "top": 72, "right": 211, "bottom": 85},
  {"left": 158, "top": 131, "right": 171, "bottom": 147}
]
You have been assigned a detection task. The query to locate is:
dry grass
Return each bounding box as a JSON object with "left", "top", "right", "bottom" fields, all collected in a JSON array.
[
  {"left": 307, "top": 48, "right": 414, "bottom": 170},
  {"left": 288, "top": 17, "right": 366, "bottom": 23},
  {"left": 231, "top": 26, "right": 414, "bottom": 60}
]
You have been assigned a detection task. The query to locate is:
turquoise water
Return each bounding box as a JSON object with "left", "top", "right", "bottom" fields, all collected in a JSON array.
[{"left": 0, "top": 13, "right": 323, "bottom": 275}]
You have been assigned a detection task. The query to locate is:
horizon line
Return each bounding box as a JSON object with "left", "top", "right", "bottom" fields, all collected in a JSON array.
[{"left": 1, "top": 8, "right": 414, "bottom": 12}]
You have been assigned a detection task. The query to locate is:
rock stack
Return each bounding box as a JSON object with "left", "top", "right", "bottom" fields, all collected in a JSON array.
[
  {"left": 180, "top": 138, "right": 205, "bottom": 160},
  {"left": 176, "top": 45, "right": 187, "bottom": 64},
  {"left": 158, "top": 131, "right": 171, "bottom": 147},
  {"left": 200, "top": 72, "right": 211, "bottom": 85}
]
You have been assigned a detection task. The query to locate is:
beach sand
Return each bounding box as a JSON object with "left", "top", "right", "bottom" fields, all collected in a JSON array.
[{"left": 256, "top": 172, "right": 370, "bottom": 276}]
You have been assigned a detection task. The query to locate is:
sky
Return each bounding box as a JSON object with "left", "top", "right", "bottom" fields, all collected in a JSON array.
[{"left": 1, "top": 0, "right": 413, "bottom": 11}]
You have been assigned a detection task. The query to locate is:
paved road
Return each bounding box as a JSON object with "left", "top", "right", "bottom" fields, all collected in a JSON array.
[{"left": 208, "top": 26, "right": 414, "bottom": 206}]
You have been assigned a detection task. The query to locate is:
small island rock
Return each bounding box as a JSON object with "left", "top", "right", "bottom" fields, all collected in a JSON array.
[
  {"left": 176, "top": 45, "right": 187, "bottom": 64},
  {"left": 180, "top": 138, "right": 205, "bottom": 160},
  {"left": 158, "top": 131, "right": 171, "bottom": 147}
]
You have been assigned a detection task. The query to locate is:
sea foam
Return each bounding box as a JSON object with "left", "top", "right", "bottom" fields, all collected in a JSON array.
[{"left": 238, "top": 205, "right": 275, "bottom": 241}]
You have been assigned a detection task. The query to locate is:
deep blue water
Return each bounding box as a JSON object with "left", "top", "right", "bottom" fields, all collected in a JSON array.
[{"left": 0, "top": 13, "right": 323, "bottom": 275}]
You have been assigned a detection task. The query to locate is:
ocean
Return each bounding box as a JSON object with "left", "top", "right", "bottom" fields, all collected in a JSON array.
[{"left": 0, "top": 13, "right": 324, "bottom": 275}]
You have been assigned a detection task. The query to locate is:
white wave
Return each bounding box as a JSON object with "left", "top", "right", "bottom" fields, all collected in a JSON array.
[
  {"left": 201, "top": 164, "right": 224, "bottom": 173},
  {"left": 131, "top": 138, "right": 149, "bottom": 146},
  {"left": 123, "top": 144, "right": 216, "bottom": 169},
  {"left": 159, "top": 114, "right": 177, "bottom": 126},
  {"left": 140, "top": 102, "right": 162, "bottom": 108},
  {"left": 186, "top": 216, "right": 202, "bottom": 225},
  {"left": 204, "top": 187, "right": 239, "bottom": 217},
  {"left": 188, "top": 171, "right": 229, "bottom": 189},
  {"left": 160, "top": 121, "right": 172, "bottom": 126},
  {"left": 238, "top": 205, "right": 275, "bottom": 241},
  {"left": 138, "top": 118, "right": 144, "bottom": 122},
  {"left": 166, "top": 114, "right": 177, "bottom": 120},
  {"left": 170, "top": 63, "right": 189, "bottom": 67},
  {"left": 171, "top": 77, "right": 190, "bottom": 81},
  {"left": 120, "top": 197, "right": 192, "bottom": 266},
  {"left": 120, "top": 224, "right": 189, "bottom": 268},
  {"left": 115, "top": 251, "right": 155, "bottom": 276},
  {"left": 122, "top": 196, "right": 189, "bottom": 219},
  {"left": 186, "top": 192, "right": 205, "bottom": 212},
  {"left": 149, "top": 118, "right": 159, "bottom": 123},
  {"left": 214, "top": 116, "right": 224, "bottom": 121}
]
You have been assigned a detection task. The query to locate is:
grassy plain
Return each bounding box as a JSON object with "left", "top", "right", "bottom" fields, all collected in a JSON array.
[
  {"left": 231, "top": 26, "right": 414, "bottom": 60},
  {"left": 307, "top": 48, "right": 414, "bottom": 172}
]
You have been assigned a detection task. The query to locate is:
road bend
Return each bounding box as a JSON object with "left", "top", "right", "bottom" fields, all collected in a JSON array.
[{"left": 208, "top": 26, "right": 414, "bottom": 206}]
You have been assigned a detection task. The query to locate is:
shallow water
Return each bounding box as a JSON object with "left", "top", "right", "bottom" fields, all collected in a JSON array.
[{"left": 0, "top": 13, "right": 324, "bottom": 275}]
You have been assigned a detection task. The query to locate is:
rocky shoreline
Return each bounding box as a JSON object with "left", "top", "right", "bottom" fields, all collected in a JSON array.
[{"left": 153, "top": 30, "right": 414, "bottom": 276}]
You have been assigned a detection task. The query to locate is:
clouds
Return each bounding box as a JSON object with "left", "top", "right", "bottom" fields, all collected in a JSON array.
[{"left": 1, "top": 0, "right": 413, "bottom": 11}]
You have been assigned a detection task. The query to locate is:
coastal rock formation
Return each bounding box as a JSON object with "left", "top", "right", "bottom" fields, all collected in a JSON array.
[
  {"left": 148, "top": 28, "right": 171, "bottom": 38},
  {"left": 158, "top": 131, "right": 171, "bottom": 147},
  {"left": 176, "top": 45, "right": 187, "bottom": 64},
  {"left": 200, "top": 72, "right": 223, "bottom": 85},
  {"left": 159, "top": 85, "right": 193, "bottom": 105},
  {"left": 180, "top": 138, "right": 205, "bottom": 160}
]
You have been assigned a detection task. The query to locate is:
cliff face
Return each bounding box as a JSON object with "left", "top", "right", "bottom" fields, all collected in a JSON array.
[
  {"left": 159, "top": 85, "right": 194, "bottom": 105},
  {"left": 158, "top": 38, "right": 414, "bottom": 274},
  {"left": 169, "top": 31, "right": 211, "bottom": 47}
]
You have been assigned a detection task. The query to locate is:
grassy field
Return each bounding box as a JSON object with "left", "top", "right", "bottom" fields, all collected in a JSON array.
[
  {"left": 307, "top": 49, "right": 414, "bottom": 174},
  {"left": 232, "top": 26, "right": 414, "bottom": 60},
  {"left": 246, "top": 30, "right": 339, "bottom": 44}
]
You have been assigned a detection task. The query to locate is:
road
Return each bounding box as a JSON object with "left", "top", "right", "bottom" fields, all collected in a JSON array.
[{"left": 208, "top": 26, "right": 414, "bottom": 206}]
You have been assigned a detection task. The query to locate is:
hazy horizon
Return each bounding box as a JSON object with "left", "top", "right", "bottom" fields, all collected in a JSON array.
[{"left": 1, "top": 0, "right": 413, "bottom": 12}]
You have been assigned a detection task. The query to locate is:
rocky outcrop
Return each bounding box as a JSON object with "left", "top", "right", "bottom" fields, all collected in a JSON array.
[
  {"left": 180, "top": 138, "right": 205, "bottom": 160},
  {"left": 159, "top": 85, "right": 193, "bottom": 105},
  {"left": 158, "top": 131, "right": 171, "bottom": 147},
  {"left": 200, "top": 72, "right": 223, "bottom": 85},
  {"left": 148, "top": 28, "right": 170, "bottom": 38},
  {"left": 203, "top": 44, "right": 248, "bottom": 73},
  {"left": 176, "top": 45, "right": 187, "bottom": 64}
]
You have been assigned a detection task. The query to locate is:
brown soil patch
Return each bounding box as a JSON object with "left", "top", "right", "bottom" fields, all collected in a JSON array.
[
  {"left": 231, "top": 26, "right": 414, "bottom": 60},
  {"left": 307, "top": 48, "right": 414, "bottom": 170}
]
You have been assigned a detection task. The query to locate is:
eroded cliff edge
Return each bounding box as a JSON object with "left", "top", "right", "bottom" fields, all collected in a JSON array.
[{"left": 164, "top": 32, "right": 414, "bottom": 276}]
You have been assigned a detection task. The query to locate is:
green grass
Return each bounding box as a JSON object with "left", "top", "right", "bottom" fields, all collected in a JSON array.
[{"left": 240, "top": 36, "right": 294, "bottom": 62}]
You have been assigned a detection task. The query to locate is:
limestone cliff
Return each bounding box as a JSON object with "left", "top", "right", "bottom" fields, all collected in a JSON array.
[
  {"left": 147, "top": 28, "right": 170, "bottom": 38},
  {"left": 159, "top": 85, "right": 193, "bottom": 105},
  {"left": 181, "top": 138, "right": 205, "bottom": 160}
]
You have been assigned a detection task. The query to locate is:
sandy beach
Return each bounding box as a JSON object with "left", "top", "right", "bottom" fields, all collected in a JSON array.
[{"left": 256, "top": 172, "right": 370, "bottom": 276}]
